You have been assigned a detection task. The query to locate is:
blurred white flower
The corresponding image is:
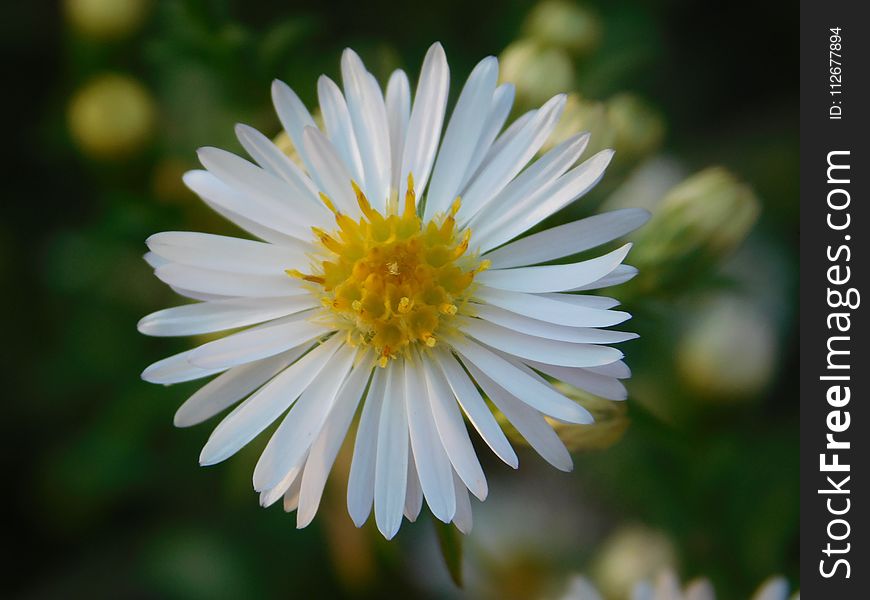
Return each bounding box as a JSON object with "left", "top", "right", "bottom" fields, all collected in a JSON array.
[
  {"left": 677, "top": 295, "right": 778, "bottom": 400},
  {"left": 560, "top": 571, "right": 797, "bottom": 600},
  {"left": 591, "top": 524, "right": 677, "bottom": 599},
  {"left": 139, "top": 43, "right": 648, "bottom": 538}
]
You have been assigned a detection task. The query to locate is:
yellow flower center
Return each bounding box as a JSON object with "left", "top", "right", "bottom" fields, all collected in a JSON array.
[{"left": 289, "top": 176, "right": 488, "bottom": 367}]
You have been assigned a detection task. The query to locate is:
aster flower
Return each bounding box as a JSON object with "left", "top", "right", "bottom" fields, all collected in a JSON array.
[
  {"left": 139, "top": 42, "right": 648, "bottom": 539},
  {"left": 560, "top": 571, "right": 797, "bottom": 600}
]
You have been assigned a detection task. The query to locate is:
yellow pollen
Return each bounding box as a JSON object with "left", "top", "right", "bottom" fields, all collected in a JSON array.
[{"left": 291, "top": 178, "right": 482, "bottom": 365}]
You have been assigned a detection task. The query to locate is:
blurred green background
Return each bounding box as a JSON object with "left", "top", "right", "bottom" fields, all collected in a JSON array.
[{"left": 4, "top": 0, "right": 797, "bottom": 598}]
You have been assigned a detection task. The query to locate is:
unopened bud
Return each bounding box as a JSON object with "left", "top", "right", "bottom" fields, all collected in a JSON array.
[
  {"left": 541, "top": 93, "right": 615, "bottom": 156},
  {"left": 627, "top": 167, "right": 760, "bottom": 294},
  {"left": 67, "top": 73, "right": 156, "bottom": 160},
  {"left": 64, "top": 0, "right": 151, "bottom": 41},
  {"left": 607, "top": 93, "right": 665, "bottom": 164},
  {"left": 500, "top": 39, "right": 575, "bottom": 109},
  {"left": 523, "top": 0, "right": 603, "bottom": 57},
  {"left": 549, "top": 383, "right": 629, "bottom": 451}
]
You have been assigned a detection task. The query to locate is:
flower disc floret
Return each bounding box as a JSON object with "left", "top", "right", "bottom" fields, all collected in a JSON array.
[{"left": 290, "top": 176, "right": 487, "bottom": 366}]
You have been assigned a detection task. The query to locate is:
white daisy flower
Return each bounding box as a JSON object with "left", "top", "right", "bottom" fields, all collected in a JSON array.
[
  {"left": 139, "top": 42, "right": 649, "bottom": 539},
  {"left": 560, "top": 571, "right": 797, "bottom": 600}
]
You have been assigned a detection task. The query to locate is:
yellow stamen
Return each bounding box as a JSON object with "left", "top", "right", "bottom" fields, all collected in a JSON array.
[
  {"left": 351, "top": 180, "right": 377, "bottom": 220},
  {"left": 286, "top": 268, "right": 326, "bottom": 285},
  {"left": 449, "top": 196, "right": 462, "bottom": 218},
  {"left": 439, "top": 303, "right": 458, "bottom": 316},
  {"left": 404, "top": 173, "right": 416, "bottom": 217},
  {"left": 295, "top": 180, "right": 485, "bottom": 366},
  {"left": 319, "top": 192, "right": 338, "bottom": 214}
]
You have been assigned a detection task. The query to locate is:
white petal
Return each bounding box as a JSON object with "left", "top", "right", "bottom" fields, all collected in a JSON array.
[
  {"left": 459, "top": 83, "right": 515, "bottom": 190},
  {"left": 477, "top": 243, "right": 632, "bottom": 294},
  {"left": 405, "top": 358, "right": 455, "bottom": 522},
  {"left": 297, "top": 357, "right": 373, "bottom": 528},
  {"left": 569, "top": 264, "right": 638, "bottom": 291},
  {"left": 433, "top": 350, "right": 518, "bottom": 468},
  {"left": 466, "top": 109, "right": 534, "bottom": 187},
  {"left": 458, "top": 317, "right": 623, "bottom": 368},
  {"left": 141, "top": 348, "right": 224, "bottom": 385},
  {"left": 651, "top": 571, "right": 682, "bottom": 600},
  {"left": 138, "top": 296, "right": 315, "bottom": 338},
  {"left": 399, "top": 42, "right": 449, "bottom": 201},
  {"left": 467, "top": 132, "right": 589, "bottom": 230},
  {"left": 751, "top": 577, "right": 789, "bottom": 600},
  {"left": 450, "top": 336, "right": 593, "bottom": 424},
  {"left": 631, "top": 581, "right": 656, "bottom": 600},
  {"left": 198, "top": 335, "right": 343, "bottom": 465},
  {"left": 539, "top": 293, "right": 621, "bottom": 310},
  {"left": 317, "top": 76, "right": 366, "bottom": 185},
  {"left": 154, "top": 263, "right": 305, "bottom": 298},
  {"left": 474, "top": 287, "right": 630, "bottom": 328},
  {"left": 259, "top": 451, "right": 306, "bottom": 508},
  {"left": 527, "top": 360, "right": 628, "bottom": 401},
  {"left": 562, "top": 576, "right": 605, "bottom": 600},
  {"left": 472, "top": 304, "right": 635, "bottom": 345},
  {"left": 183, "top": 170, "right": 305, "bottom": 247},
  {"left": 271, "top": 79, "right": 318, "bottom": 176},
  {"left": 459, "top": 94, "right": 566, "bottom": 220},
  {"left": 484, "top": 208, "right": 650, "bottom": 269},
  {"left": 283, "top": 471, "right": 304, "bottom": 512},
  {"left": 685, "top": 579, "right": 716, "bottom": 600},
  {"left": 301, "top": 126, "right": 358, "bottom": 215},
  {"left": 586, "top": 360, "right": 632, "bottom": 379},
  {"left": 253, "top": 343, "right": 356, "bottom": 491},
  {"left": 385, "top": 70, "right": 411, "bottom": 195},
  {"left": 421, "top": 358, "right": 487, "bottom": 500},
  {"left": 169, "top": 286, "right": 232, "bottom": 302},
  {"left": 147, "top": 231, "right": 307, "bottom": 275},
  {"left": 374, "top": 360, "right": 409, "bottom": 539},
  {"left": 424, "top": 56, "right": 498, "bottom": 219},
  {"left": 144, "top": 251, "right": 167, "bottom": 269},
  {"left": 234, "top": 123, "right": 322, "bottom": 208},
  {"left": 403, "top": 452, "right": 424, "bottom": 522},
  {"left": 174, "top": 347, "right": 309, "bottom": 427},
  {"left": 188, "top": 313, "right": 326, "bottom": 370},
  {"left": 476, "top": 149, "right": 615, "bottom": 252},
  {"left": 450, "top": 470, "right": 473, "bottom": 534},
  {"left": 341, "top": 49, "right": 391, "bottom": 209},
  {"left": 469, "top": 364, "right": 573, "bottom": 471},
  {"left": 347, "top": 367, "right": 386, "bottom": 526},
  {"left": 197, "top": 147, "right": 322, "bottom": 237}
]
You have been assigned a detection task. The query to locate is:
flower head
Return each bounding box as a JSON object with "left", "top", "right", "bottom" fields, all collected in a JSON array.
[
  {"left": 139, "top": 42, "right": 648, "bottom": 539},
  {"left": 560, "top": 571, "right": 797, "bottom": 600}
]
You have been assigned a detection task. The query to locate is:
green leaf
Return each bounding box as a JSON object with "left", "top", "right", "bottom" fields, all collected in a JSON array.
[{"left": 434, "top": 519, "right": 464, "bottom": 588}]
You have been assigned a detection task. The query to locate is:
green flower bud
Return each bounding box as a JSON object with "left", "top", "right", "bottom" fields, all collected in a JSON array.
[
  {"left": 522, "top": 0, "right": 603, "bottom": 57},
  {"left": 541, "top": 93, "right": 615, "bottom": 156},
  {"left": 607, "top": 93, "right": 665, "bottom": 164},
  {"left": 67, "top": 73, "right": 156, "bottom": 160},
  {"left": 500, "top": 39, "right": 575, "bottom": 109},
  {"left": 64, "top": 0, "right": 151, "bottom": 41},
  {"left": 549, "top": 383, "right": 629, "bottom": 451},
  {"left": 626, "top": 167, "right": 760, "bottom": 295},
  {"left": 495, "top": 381, "right": 628, "bottom": 452}
]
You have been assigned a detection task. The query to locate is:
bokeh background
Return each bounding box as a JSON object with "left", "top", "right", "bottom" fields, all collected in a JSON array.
[{"left": 5, "top": 0, "right": 797, "bottom": 598}]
